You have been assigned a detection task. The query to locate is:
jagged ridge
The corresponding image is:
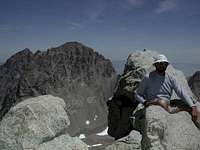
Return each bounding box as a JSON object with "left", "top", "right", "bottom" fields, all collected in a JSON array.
[{"left": 0, "top": 41, "right": 117, "bottom": 135}]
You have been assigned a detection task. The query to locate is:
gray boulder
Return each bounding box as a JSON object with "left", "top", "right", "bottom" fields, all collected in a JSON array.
[
  {"left": 38, "top": 134, "right": 88, "bottom": 150},
  {"left": 141, "top": 105, "right": 200, "bottom": 150},
  {"left": 0, "top": 95, "right": 88, "bottom": 150},
  {"left": 105, "top": 130, "right": 141, "bottom": 150}
]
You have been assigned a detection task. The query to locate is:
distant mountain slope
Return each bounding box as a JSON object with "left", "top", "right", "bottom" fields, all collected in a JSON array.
[
  {"left": 188, "top": 71, "right": 200, "bottom": 99},
  {"left": 172, "top": 62, "right": 200, "bottom": 77},
  {"left": 0, "top": 41, "right": 117, "bottom": 135}
]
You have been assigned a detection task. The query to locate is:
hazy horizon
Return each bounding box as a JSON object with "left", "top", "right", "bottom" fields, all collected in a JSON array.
[{"left": 112, "top": 60, "right": 200, "bottom": 77}]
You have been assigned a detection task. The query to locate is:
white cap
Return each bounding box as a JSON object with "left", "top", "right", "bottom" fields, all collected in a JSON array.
[{"left": 153, "top": 54, "right": 169, "bottom": 64}]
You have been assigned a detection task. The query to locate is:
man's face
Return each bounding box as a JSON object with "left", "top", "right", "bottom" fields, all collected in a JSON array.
[{"left": 154, "top": 62, "right": 168, "bottom": 73}]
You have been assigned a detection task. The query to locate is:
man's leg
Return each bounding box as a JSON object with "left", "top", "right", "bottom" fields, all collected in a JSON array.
[
  {"left": 170, "top": 99, "right": 200, "bottom": 128},
  {"left": 148, "top": 99, "right": 189, "bottom": 114},
  {"left": 157, "top": 99, "right": 170, "bottom": 112},
  {"left": 174, "top": 107, "right": 191, "bottom": 113},
  {"left": 179, "top": 107, "right": 200, "bottom": 129}
]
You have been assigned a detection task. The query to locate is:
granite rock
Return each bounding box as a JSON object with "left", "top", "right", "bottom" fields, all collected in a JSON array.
[{"left": 0, "top": 95, "right": 88, "bottom": 150}]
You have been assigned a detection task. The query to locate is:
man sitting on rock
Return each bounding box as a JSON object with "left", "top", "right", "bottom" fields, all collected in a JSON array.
[{"left": 134, "top": 54, "right": 199, "bottom": 127}]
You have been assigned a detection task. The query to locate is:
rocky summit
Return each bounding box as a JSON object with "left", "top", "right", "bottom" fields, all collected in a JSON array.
[
  {"left": 106, "top": 49, "right": 200, "bottom": 150},
  {"left": 0, "top": 42, "right": 117, "bottom": 136}
]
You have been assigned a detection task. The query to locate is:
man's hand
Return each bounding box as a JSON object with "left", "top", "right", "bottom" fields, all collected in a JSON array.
[
  {"left": 144, "top": 101, "right": 150, "bottom": 107},
  {"left": 191, "top": 106, "right": 197, "bottom": 122}
]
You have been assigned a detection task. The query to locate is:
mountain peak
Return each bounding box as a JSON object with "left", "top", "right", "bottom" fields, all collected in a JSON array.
[
  {"left": 60, "top": 41, "right": 85, "bottom": 48},
  {"left": 5, "top": 48, "right": 33, "bottom": 66}
]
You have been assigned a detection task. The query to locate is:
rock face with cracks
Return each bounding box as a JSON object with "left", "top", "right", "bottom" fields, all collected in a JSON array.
[
  {"left": 0, "top": 95, "right": 88, "bottom": 150},
  {"left": 141, "top": 105, "right": 200, "bottom": 150},
  {"left": 105, "top": 130, "right": 142, "bottom": 150},
  {"left": 0, "top": 42, "right": 117, "bottom": 135}
]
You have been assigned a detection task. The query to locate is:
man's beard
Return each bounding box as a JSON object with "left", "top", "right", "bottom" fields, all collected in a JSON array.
[{"left": 156, "top": 67, "right": 167, "bottom": 74}]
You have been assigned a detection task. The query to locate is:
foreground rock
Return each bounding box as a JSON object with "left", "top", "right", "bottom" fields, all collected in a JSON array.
[
  {"left": 0, "top": 42, "right": 117, "bottom": 135},
  {"left": 105, "top": 131, "right": 141, "bottom": 150},
  {"left": 38, "top": 134, "right": 88, "bottom": 150},
  {"left": 0, "top": 95, "right": 88, "bottom": 150},
  {"left": 106, "top": 50, "right": 199, "bottom": 150},
  {"left": 141, "top": 105, "right": 200, "bottom": 150},
  {"left": 189, "top": 71, "right": 200, "bottom": 99}
]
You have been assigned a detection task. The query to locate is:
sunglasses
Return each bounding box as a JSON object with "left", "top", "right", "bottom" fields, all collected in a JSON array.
[{"left": 154, "top": 62, "right": 169, "bottom": 66}]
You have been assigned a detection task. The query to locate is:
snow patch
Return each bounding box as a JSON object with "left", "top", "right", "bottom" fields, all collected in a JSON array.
[
  {"left": 108, "top": 96, "right": 113, "bottom": 100},
  {"left": 88, "top": 144, "right": 102, "bottom": 148},
  {"left": 85, "top": 120, "right": 90, "bottom": 125},
  {"left": 94, "top": 115, "right": 98, "bottom": 121},
  {"left": 80, "top": 82, "right": 85, "bottom": 87},
  {"left": 96, "top": 127, "right": 108, "bottom": 136},
  {"left": 79, "top": 134, "right": 86, "bottom": 139}
]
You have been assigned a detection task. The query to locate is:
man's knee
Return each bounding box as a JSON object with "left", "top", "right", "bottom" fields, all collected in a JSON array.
[
  {"left": 158, "top": 99, "right": 168, "bottom": 106},
  {"left": 157, "top": 99, "right": 169, "bottom": 111}
]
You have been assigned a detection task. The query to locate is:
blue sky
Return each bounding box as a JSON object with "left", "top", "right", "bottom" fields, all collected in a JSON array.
[{"left": 0, "top": 0, "right": 200, "bottom": 64}]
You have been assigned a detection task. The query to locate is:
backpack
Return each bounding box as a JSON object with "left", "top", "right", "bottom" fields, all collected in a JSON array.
[{"left": 107, "top": 94, "right": 138, "bottom": 140}]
